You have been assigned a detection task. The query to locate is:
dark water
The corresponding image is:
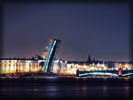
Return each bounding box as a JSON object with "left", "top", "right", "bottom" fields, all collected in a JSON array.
[{"left": 0, "top": 77, "right": 133, "bottom": 100}]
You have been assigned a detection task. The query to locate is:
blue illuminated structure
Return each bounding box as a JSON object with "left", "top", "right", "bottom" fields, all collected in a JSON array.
[
  {"left": 78, "top": 71, "right": 133, "bottom": 77},
  {"left": 43, "top": 39, "right": 62, "bottom": 73},
  {"left": 78, "top": 72, "right": 119, "bottom": 77}
]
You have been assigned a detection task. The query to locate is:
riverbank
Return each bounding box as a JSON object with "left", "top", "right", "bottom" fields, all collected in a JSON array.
[{"left": 0, "top": 76, "right": 133, "bottom": 84}]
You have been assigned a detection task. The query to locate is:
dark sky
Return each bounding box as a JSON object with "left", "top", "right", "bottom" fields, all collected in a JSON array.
[{"left": 3, "top": 2, "right": 129, "bottom": 61}]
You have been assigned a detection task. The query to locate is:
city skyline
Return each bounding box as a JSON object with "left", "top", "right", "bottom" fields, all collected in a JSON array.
[{"left": 3, "top": 2, "right": 129, "bottom": 62}]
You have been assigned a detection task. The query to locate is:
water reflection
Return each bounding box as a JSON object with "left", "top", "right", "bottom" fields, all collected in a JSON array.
[
  {"left": 124, "top": 86, "right": 130, "bottom": 97},
  {"left": 103, "top": 86, "right": 108, "bottom": 96},
  {"left": 0, "top": 77, "right": 133, "bottom": 99},
  {"left": 82, "top": 85, "right": 88, "bottom": 96}
]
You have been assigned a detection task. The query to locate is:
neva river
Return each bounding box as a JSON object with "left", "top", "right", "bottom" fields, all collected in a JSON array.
[{"left": 0, "top": 76, "right": 133, "bottom": 100}]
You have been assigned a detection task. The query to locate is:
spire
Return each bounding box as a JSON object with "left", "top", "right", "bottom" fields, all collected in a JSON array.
[{"left": 87, "top": 54, "right": 91, "bottom": 64}]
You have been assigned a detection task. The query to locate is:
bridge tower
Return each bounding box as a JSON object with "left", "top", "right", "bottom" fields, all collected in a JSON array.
[
  {"left": 43, "top": 39, "right": 62, "bottom": 73},
  {"left": 118, "top": 68, "right": 123, "bottom": 76}
]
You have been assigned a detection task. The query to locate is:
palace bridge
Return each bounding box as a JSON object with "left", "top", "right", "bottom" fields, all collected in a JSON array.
[{"left": 77, "top": 70, "right": 133, "bottom": 77}]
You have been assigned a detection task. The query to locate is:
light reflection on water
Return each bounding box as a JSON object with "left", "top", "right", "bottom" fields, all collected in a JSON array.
[
  {"left": 1, "top": 84, "right": 132, "bottom": 98},
  {"left": 0, "top": 77, "right": 133, "bottom": 99}
]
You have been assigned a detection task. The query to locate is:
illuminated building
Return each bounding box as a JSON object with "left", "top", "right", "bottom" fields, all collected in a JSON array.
[
  {"left": 0, "top": 58, "right": 132, "bottom": 76},
  {"left": 0, "top": 59, "right": 45, "bottom": 74},
  {"left": 53, "top": 59, "right": 61, "bottom": 73},
  {"left": 53, "top": 59, "right": 68, "bottom": 74},
  {"left": 114, "top": 62, "right": 133, "bottom": 70},
  {"left": 128, "top": 64, "right": 133, "bottom": 70}
]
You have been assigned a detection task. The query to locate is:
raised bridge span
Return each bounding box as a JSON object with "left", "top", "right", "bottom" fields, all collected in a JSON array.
[{"left": 43, "top": 39, "right": 62, "bottom": 73}]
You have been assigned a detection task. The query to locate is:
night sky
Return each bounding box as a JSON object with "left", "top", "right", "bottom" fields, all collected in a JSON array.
[{"left": 3, "top": 2, "right": 129, "bottom": 62}]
